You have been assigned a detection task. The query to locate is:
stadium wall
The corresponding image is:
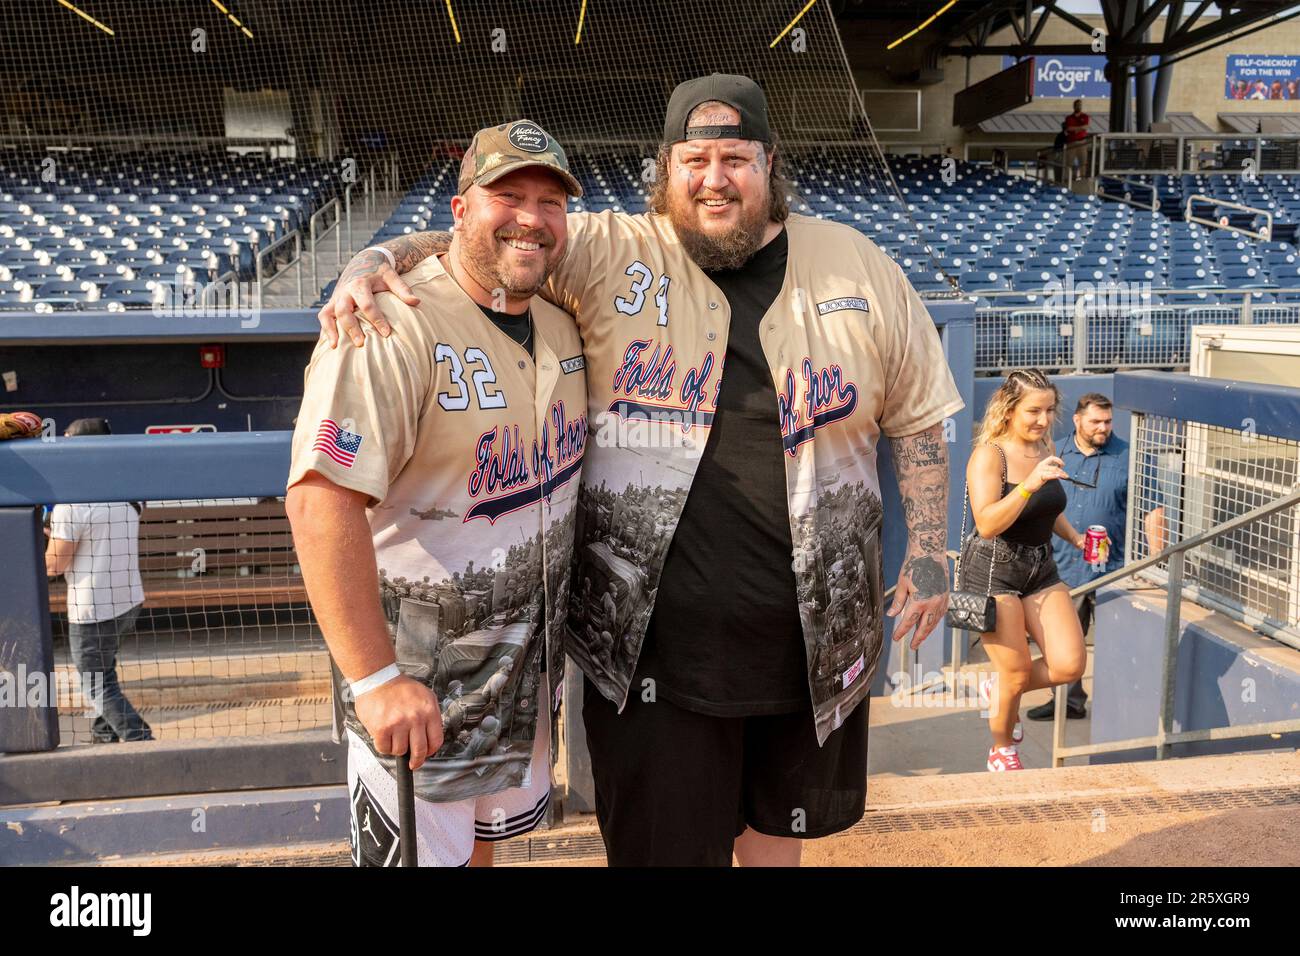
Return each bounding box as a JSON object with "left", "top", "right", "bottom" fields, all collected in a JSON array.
[
  {"left": 1090, "top": 584, "right": 1300, "bottom": 764},
  {"left": 0, "top": 311, "right": 318, "bottom": 433}
]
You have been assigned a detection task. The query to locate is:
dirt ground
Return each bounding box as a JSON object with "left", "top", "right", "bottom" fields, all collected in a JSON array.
[{"left": 802, "top": 805, "right": 1300, "bottom": 867}]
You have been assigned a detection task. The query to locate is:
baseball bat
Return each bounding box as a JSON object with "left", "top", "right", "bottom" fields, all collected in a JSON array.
[{"left": 395, "top": 750, "right": 417, "bottom": 867}]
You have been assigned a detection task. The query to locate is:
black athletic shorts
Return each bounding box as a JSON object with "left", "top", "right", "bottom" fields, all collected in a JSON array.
[{"left": 581, "top": 673, "right": 869, "bottom": 867}]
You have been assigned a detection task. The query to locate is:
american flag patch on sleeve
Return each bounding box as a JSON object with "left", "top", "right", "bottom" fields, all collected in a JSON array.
[{"left": 313, "top": 419, "right": 363, "bottom": 468}]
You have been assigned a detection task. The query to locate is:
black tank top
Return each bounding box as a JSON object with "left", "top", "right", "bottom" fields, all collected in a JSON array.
[{"left": 992, "top": 443, "right": 1068, "bottom": 546}]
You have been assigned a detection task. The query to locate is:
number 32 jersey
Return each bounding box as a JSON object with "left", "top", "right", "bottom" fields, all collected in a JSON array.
[{"left": 288, "top": 252, "right": 587, "bottom": 803}]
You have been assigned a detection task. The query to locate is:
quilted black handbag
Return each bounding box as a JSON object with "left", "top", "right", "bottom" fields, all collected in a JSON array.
[{"left": 943, "top": 454, "right": 999, "bottom": 634}]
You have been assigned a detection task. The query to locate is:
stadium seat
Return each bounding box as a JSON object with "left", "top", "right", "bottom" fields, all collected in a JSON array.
[
  {"left": 102, "top": 279, "right": 162, "bottom": 306},
  {"left": 34, "top": 279, "right": 99, "bottom": 309}
]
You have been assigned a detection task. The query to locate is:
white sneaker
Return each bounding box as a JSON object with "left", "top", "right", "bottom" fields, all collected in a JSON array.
[
  {"left": 987, "top": 745, "right": 1024, "bottom": 771},
  {"left": 1012, "top": 721, "right": 1023, "bottom": 744}
]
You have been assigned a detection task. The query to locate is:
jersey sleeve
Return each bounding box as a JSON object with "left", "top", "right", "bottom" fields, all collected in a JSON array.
[
  {"left": 48, "top": 503, "right": 81, "bottom": 543},
  {"left": 287, "top": 296, "right": 429, "bottom": 505},
  {"left": 543, "top": 211, "right": 599, "bottom": 316},
  {"left": 878, "top": 258, "right": 966, "bottom": 438}
]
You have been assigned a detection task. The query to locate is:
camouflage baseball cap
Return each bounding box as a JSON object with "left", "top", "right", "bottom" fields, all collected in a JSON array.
[{"left": 458, "top": 120, "right": 583, "bottom": 198}]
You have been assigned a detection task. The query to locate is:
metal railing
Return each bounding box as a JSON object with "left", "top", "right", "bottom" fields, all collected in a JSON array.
[
  {"left": 1050, "top": 483, "right": 1300, "bottom": 766},
  {"left": 255, "top": 230, "right": 303, "bottom": 310},
  {"left": 308, "top": 199, "right": 342, "bottom": 300},
  {"left": 1090, "top": 132, "right": 1300, "bottom": 177},
  {"left": 1184, "top": 193, "right": 1274, "bottom": 241},
  {"left": 0, "top": 432, "right": 338, "bottom": 804},
  {"left": 1097, "top": 176, "right": 1159, "bottom": 212},
  {"left": 1034, "top": 143, "right": 1083, "bottom": 190},
  {"left": 1043, "top": 375, "right": 1300, "bottom": 765},
  {"left": 969, "top": 294, "right": 1300, "bottom": 374},
  {"left": 344, "top": 183, "right": 355, "bottom": 258},
  {"left": 199, "top": 269, "right": 239, "bottom": 309}
]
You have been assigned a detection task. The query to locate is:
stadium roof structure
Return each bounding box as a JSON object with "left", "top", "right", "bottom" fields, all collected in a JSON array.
[
  {"left": 838, "top": 0, "right": 1300, "bottom": 136},
  {"left": 979, "top": 109, "right": 1212, "bottom": 134},
  {"left": 1220, "top": 112, "right": 1300, "bottom": 134},
  {"left": 834, "top": 0, "right": 1300, "bottom": 59}
]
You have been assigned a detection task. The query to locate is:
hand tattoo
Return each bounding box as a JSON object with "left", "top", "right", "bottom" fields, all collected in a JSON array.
[
  {"left": 903, "top": 554, "right": 948, "bottom": 599},
  {"left": 338, "top": 250, "right": 389, "bottom": 286}
]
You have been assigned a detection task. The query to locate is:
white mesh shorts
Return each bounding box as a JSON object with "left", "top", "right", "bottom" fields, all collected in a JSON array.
[{"left": 346, "top": 703, "right": 552, "bottom": 867}]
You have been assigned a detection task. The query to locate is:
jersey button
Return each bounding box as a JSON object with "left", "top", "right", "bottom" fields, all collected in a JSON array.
[
  {"left": 706, "top": 330, "right": 716, "bottom": 341},
  {"left": 708, "top": 301, "right": 719, "bottom": 310},
  {"left": 518, "top": 360, "right": 527, "bottom": 369}
]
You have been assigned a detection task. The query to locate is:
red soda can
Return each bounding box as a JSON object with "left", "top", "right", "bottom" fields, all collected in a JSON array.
[{"left": 1084, "top": 525, "right": 1109, "bottom": 565}]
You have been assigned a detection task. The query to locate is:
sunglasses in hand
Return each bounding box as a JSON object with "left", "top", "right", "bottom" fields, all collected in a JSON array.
[{"left": 1058, "top": 454, "right": 1103, "bottom": 489}]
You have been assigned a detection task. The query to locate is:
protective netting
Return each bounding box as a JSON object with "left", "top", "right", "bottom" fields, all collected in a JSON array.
[
  {"left": 43, "top": 495, "right": 328, "bottom": 745},
  {"left": 0, "top": 0, "right": 945, "bottom": 313}
]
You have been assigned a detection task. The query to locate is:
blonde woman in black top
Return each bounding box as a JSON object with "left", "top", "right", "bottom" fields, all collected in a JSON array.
[{"left": 961, "top": 369, "right": 1088, "bottom": 770}]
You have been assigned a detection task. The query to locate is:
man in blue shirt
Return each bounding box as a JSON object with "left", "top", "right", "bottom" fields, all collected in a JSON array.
[{"left": 1029, "top": 393, "right": 1128, "bottom": 720}]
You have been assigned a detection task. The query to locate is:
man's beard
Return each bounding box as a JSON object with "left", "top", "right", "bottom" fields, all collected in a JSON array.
[
  {"left": 458, "top": 213, "right": 558, "bottom": 298},
  {"left": 667, "top": 186, "right": 770, "bottom": 272}
]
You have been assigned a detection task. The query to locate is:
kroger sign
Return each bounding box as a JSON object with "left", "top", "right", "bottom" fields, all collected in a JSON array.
[{"left": 1004, "top": 55, "right": 1109, "bottom": 98}]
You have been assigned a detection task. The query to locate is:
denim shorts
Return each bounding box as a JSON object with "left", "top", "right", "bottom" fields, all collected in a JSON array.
[{"left": 956, "top": 534, "right": 1063, "bottom": 598}]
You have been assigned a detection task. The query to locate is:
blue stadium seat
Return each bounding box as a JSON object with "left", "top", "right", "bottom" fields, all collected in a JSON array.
[
  {"left": 1161, "top": 291, "right": 1220, "bottom": 306},
  {"left": 100, "top": 278, "right": 159, "bottom": 300},
  {"left": 1011, "top": 270, "right": 1056, "bottom": 291},
  {"left": 1119, "top": 266, "right": 1162, "bottom": 284},
  {"left": 1221, "top": 264, "right": 1263, "bottom": 287},
  {"left": 34, "top": 279, "right": 98, "bottom": 309},
  {"left": 1074, "top": 254, "right": 1116, "bottom": 272},
  {"left": 13, "top": 265, "right": 67, "bottom": 289}
]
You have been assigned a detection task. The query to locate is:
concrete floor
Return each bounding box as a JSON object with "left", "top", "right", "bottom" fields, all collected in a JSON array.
[{"left": 871, "top": 634, "right": 1097, "bottom": 776}]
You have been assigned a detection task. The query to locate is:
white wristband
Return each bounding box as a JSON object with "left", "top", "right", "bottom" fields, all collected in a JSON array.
[
  {"left": 349, "top": 662, "right": 401, "bottom": 698},
  {"left": 362, "top": 245, "right": 397, "bottom": 270}
]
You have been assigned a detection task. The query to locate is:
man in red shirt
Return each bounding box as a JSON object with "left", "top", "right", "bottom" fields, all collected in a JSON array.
[{"left": 1063, "top": 99, "right": 1090, "bottom": 181}]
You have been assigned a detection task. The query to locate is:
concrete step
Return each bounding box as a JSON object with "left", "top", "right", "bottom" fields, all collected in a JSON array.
[
  {"left": 11, "top": 748, "right": 1297, "bottom": 866},
  {"left": 261, "top": 195, "right": 403, "bottom": 309}
]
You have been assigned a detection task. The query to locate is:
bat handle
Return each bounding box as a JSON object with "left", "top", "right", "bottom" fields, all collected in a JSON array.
[{"left": 395, "top": 750, "right": 417, "bottom": 867}]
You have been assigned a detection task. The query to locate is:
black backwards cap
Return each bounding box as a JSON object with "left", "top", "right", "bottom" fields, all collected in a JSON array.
[{"left": 662, "top": 73, "right": 771, "bottom": 145}]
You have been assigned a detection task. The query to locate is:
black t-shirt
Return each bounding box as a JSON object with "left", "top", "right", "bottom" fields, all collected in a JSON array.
[
  {"left": 477, "top": 303, "right": 533, "bottom": 357},
  {"left": 637, "top": 228, "right": 809, "bottom": 717}
]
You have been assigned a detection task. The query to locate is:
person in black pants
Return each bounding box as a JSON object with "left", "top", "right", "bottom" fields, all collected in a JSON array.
[{"left": 962, "top": 370, "right": 1088, "bottom": 770}]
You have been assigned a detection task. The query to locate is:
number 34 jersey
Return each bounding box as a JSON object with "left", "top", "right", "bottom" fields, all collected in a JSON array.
[
  {"left": 545, "top": 212, "right": 963, "bottom": 745},
  {"left": 288, "top": 252, "right": 588, "bottom": 803}
]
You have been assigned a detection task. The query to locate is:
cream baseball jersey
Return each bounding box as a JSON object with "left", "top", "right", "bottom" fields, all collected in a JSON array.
[
  {"left": 545, "top": 211, "right": 963, "bottom": 744},
  {"left": 288, "top": 253, "right": 587, "bottom": 802}
]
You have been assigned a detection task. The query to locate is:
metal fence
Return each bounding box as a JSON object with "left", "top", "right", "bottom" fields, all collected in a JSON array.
[
  {"left": 971, "top": 297, "right": 1300, "bottom": 374},
  {"left": 1127, "top": 411, "right": 1300, "bottom": 650}
]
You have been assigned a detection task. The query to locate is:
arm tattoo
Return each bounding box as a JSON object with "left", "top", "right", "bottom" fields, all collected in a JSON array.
[
  {"left": 893, "top": 423, "right": 951, "bottom": 598},
  {"left": 380, "top": 230, "right": 452, "bottom": 273}
]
